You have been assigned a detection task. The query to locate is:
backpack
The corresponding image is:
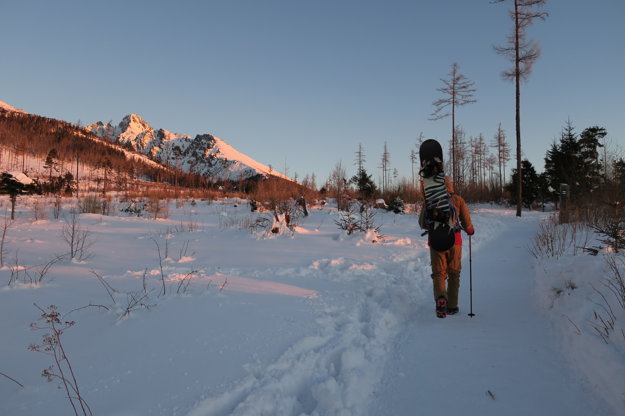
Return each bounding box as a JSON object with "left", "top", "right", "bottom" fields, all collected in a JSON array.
[
  {"left": 418, "top": 139, "right": 460, "bottom": 251},
  {"left": 422, "top": 171, "right": 460, "bottom": 252}
]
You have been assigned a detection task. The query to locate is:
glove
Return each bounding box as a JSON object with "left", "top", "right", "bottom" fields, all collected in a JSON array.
[{"left": 466, "top": 226, "right": 475, "bottom": 236}]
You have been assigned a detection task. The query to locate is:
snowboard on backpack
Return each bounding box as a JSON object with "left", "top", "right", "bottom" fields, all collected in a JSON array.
[{"left": 419, "top": 139, "right": 456, "bottom": 252}]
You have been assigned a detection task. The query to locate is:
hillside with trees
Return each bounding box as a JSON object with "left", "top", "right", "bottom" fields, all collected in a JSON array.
[{"left": 0, "top": 109, "right": 298, "bottom": 197}]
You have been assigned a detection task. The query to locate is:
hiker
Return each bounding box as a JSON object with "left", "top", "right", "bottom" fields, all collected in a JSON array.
[{"left": 419, "top": 176, "right": 474, "bottom": 318}]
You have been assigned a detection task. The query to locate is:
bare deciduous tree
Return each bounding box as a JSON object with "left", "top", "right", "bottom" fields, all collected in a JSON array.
[
  {"left": 430, "top": 62, "right": 477, "bottom": 186},
  {"left": 326, "top": 161, "right": 349, "bottom": 211},
  {"left": 493, "top": 0, "right": 548, "bottom": 216}
]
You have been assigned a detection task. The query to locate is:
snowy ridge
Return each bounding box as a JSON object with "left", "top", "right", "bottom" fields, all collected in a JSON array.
[
  {"left": 0, "top": 100, "right": 27, "bottom": 114},
  {"left": 86, "top": 114, "right": 289, "bottom": 182}
]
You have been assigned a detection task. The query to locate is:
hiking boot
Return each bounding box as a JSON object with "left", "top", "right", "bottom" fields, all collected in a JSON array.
[
  {"left": 436, "top": 296, "right": 447, "bottom": 319},
  {"left": 447, "top": 306, "right": 459, "bottom": 315}
]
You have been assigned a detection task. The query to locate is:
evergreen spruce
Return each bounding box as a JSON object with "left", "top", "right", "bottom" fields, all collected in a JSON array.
[
  {"left": 0, "top": 172, "right": 40, "bottom": 219},
  {"left": 544, "top": 122, "right": 609, "bottom": 205},
  {"left": 507, "top": 159, "right": 541, "bottom": 208},
  {"left": 44, "top": 148, "right": 60, "bottom": 183},
  {"left": 351, "top": 168, "right": 377, "bottom": 200}
]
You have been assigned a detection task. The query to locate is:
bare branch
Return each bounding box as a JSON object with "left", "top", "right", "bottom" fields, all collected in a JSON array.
[
  {"left": 0, "top": 371, "right": 24, "bottom": 388},
  {"left": 90, "top": 270, "right": 118, "bottom": 304},
  {"left": 429, "top": 62, "right": 476, "bottom": 184}
]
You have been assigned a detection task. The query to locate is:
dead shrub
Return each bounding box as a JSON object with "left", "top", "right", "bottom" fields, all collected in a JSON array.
[{"left": 529, "top": 215, "right": 591, "bottom": 259}]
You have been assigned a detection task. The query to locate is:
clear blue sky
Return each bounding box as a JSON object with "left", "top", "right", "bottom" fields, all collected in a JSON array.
[{"left": 2, "top": 0, "right": 624, "bottom": 185}]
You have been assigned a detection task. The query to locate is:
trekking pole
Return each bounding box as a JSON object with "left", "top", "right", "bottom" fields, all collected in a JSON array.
[{"left": 468, "top": 235, "right": 475, "bottom": 317}]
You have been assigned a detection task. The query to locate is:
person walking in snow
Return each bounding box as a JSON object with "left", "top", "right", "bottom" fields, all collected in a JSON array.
[{"left": 419, "top": 176, "right": 474, "bottom": 318}]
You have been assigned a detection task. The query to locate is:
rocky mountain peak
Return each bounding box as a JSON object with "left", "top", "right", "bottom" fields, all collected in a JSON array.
[{"left": 119, "top": 113, "right": 152, "bottom": 134}]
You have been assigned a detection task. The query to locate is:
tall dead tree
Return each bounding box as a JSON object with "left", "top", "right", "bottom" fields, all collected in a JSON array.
[
  {"left": 355, "top": 143, "right": 366, "bottom": 173},
  {"left": 493, "top": 0, "right": 548, "bottom": 216},
  {"left": 491, "top": 123, "right": 511, "bottom": 194},
  {"left": 380, "top": 142, "right": 391, "bottom": 193},
  {"left": 430, "top": 62, "right": 476, "bottom": 187},
  {"left": 412, "top": 132, "right": 425, "bottom": 194}
]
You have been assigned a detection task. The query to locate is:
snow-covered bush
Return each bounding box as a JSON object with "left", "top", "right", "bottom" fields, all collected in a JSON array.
[
  {"left": 335, "top": 201, "right": 382, "bottom": 240},
  {"left": 270, "top": 212, "right": 292, "bottom": 235},
  {"left": 335, "top": 206, "right": 359, "bottom": 236},
  {"left": 120, "top": 200, "right": 147, "bottom": 217},
  {"left": 387, "top": 197, "right": 405, "bottom": 214}
]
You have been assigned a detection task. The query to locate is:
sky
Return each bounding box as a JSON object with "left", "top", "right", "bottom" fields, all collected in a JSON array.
[{"left": 1, "top": 0, "right": 624, "bottom": 185}]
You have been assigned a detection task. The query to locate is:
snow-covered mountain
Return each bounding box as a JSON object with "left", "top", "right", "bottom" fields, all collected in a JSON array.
[{"left": 86, "top": 114, "right": 288, "bottom": 182}]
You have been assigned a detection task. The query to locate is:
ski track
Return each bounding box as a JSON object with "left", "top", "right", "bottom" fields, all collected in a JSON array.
[
  {"left": 187, "top": 248, "right": 428, "bottom": 416},
  {"left": 186, "top": 209, "right": 505, "bottom": 415}
]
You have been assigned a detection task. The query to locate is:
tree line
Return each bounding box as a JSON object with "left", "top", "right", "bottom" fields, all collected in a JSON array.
[{"left": 506, "top": 121, "right": 624, "bottom": 211}]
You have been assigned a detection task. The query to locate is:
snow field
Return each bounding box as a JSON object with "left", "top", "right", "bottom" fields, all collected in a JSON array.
[
  {"left": 534, "top": 239, "right": 625, "bottom": 414},
  {"left": 0, "top": 197, "right": 621, "bottom": 415},
  {"left": 0, "top": 197, "right": 434, "bottom": 415}
]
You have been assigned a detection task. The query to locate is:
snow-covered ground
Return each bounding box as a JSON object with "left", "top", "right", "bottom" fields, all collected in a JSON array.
[{"left": 0, "top": 197, "right": 622, "bottom": 415}]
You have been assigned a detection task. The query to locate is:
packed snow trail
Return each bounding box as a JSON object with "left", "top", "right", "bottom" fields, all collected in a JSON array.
[{"left": 371, "top": 211, "right": 610, "bottom": 416}]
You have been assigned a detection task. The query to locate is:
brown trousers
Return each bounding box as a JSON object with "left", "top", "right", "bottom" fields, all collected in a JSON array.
[{"left": 430, "top": 244, "right": 462, "bottom": 309}]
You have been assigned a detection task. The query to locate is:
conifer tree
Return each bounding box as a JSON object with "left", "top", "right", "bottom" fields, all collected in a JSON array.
[
  {"left": 578, "top": 126, "right": 606, "bottom": 192},
  {"left": 44, "top": 148, "right": 60, "bottom": 183},
  {"left": 507, "top": 159, "right": 540, "bottom": 208},
  {"left": 351, "top": 143, "right": 377, "bottom": 200},
  {"left": 614, "top": 159, "right": 625, "bottom": 194},
  {"left": 351, "top": 168, "right": 377, "bottom": 200},
  {"left": 0, "top": 172, "right": 39, "bottom": 219}
]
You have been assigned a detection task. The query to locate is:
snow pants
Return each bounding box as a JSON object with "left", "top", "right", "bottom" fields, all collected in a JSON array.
[{"left": 430, "top": 244, "right": 462, "bottom": 309}]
